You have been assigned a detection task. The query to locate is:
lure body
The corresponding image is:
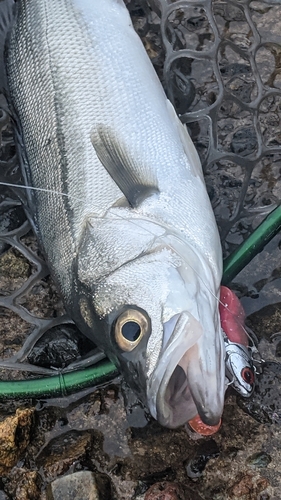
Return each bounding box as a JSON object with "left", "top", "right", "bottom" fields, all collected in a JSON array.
[
  {"left": 220, "top": 287, "right": 255, "bottom": 397},
  {"left": 224, "top": 336, "right": 255, "bottom": 397}
]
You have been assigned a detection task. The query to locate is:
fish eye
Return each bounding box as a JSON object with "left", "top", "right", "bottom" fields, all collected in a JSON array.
[
  {"left": 241, "top": 367, "right": 255, "bottom": 385},
  {"left": 114, "top": 308, "right": 150, "bottom": 352}
]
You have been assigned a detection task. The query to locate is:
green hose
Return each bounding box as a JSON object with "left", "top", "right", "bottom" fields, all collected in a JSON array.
[
  {"left": 222, "top": 205, "right": 281, "bottom": 285},
  {"left": 0, "top": 361, "right": 118, "bottom": 399},
  {"left": 1, "top": 205, "right": 281, "bottom": 399}
]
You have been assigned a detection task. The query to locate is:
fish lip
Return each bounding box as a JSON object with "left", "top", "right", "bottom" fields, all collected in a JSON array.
[
  {"left": 146, "top": 311, "right": 202, "bottom": 428},
  {"left": 186, "top": 336, "right": 226, "bottom": 426},
  {"left": 196, "top": 408, "right": 222, "bottom": 427}
]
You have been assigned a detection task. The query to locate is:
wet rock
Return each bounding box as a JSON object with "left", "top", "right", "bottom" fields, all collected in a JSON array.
[
  {"left": 0, "top": 408, "right": 34, "bottom": 474},
  {"left": 65, "top": 385, "right": 132, "bottom": 459},
  {"left": 144, "top": 482, "right": 185, "bottom": 500},
  {"left": 0, "top": 308, "right": 33, "bottom": 365},
  {"left": 143, "top": 482, "right": 205, "bottom": 500},
  {"left": 230, "top": 127, "right": 258, "bottom": 156},
  {"left": 246, "top": 303, "right": 281, "bottom": 341},
  {"left": 46, "top": 471, "right": 111, "bottom": 500},
  {"left": 134, "top": 468, "right": 175, "bottom": 496},
  {"left": 275, "top": 340, "right": 281, "bottom": 357},
  {"left": 185, "top": 438, "right": 220, "bottom": 478},
  {"left": 38, "top": 430, "right": 92, "bottom": 481},
  {"left": 4, "top": 468, "right": 41, "bottom": 500},
  {"left": 227, "top": 473, "right": 269, "bottom": 498},
  {"left": 28, "top": 324, "right": 95, "bottom": 369},
  {"left": 220, "top": 63, "right": 252, "bottom": 78},
  {"left": 237, "top": 361, "right": 281, "bottom": 424},
  {"left": 0, "top": 247, "right": 31, "bottom": 293},
  {"left": 246, "top": 451, "right": 272, "bottom": 468},
  {"left": 0, "top": 205, "right": 26, "bottom": 234},
  {"left": 0, "top": 205, "right": 26, "bottom": 254}
]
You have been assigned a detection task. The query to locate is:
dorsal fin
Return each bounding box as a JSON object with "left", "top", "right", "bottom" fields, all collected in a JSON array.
[{"left": 91, "top": 125, "right": 159, "bottom": 208}]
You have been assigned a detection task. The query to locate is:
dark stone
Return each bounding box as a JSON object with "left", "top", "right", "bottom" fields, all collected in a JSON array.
[
  {"left": 185, "top": 439, "right": 220, "bottom": 478},
  {"left": 246, "top": 451, "right": 272, "bottom": 468},
  {"left": 28, "top": 324, "right": 96, "bottom": 369}
]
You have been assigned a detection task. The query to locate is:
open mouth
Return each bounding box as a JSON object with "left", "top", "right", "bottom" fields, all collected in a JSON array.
[
  {"left": 153, "top": 351, "right": 224, "bottom": 432},
  {"left": 158, "top": 363, "right": 198, "bottom": 428},
  {"left": 159, "top": 366, "right": 222, "bottom": 436},
  {"left": 147, "top": 288, "right": 248, "bottom": 431},
  {"left": 147, "top": 312, "right": 202, "bottom": 428},
  {"left": 146, "top": 311, "right": 225, "bottom": 431}
]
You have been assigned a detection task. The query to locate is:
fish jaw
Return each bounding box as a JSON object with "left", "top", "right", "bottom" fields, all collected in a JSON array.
[
  {"left": 184, "top": 332, "right": 226, "bottom": 425},
  {"left": 147, "top": 305, "right": 226, "bottom": 428}
]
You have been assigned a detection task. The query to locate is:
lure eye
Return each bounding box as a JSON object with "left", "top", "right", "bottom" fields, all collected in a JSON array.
[
  {"left": 114, "top": 308, "right": 150, "bottom": 352},
  {"left": 241, "top": 367, "right": 255, "bottom": 385}
]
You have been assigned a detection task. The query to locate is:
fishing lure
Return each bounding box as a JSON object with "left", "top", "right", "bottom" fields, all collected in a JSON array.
[
  {"left": 219, "top": 286, "right": 258, "bottom": 397},
  {"left": 223, "top": 334, "right": 255, "bottom": 397}
]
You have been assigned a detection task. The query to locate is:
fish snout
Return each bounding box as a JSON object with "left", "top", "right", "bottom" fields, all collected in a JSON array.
[
  {"left": 197, "top": 404, "right": 223, "bottom": 427},
  {"left": 190, "top": 378, "right": 225, "bottom": 426},
  {"left": 185, "top": 337, "right": 225, "bottom": 426}
]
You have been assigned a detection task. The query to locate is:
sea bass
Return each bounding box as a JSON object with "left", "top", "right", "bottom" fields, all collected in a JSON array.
[{"left": 5, "top": 0, "right": 225, "bottom": 428}]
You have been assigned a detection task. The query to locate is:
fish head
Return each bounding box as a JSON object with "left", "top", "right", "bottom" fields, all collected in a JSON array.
[
  {"left": 75, "top": 222, "right": 225, "bottom": 428},
  {"left": 146, "top": 281, "right": 226, "bottom": 428}
]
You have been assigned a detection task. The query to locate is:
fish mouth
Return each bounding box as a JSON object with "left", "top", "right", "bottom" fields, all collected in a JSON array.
[
  {"left": 156, "top": 361, "right": 198, "bottom": 428},
  {"left": 147, "top": 312, "right": 225, "bottom": 428}
]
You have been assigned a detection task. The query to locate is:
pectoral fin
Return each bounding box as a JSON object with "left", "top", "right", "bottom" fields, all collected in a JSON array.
[{"left": 91, "top": 125, "right": 159, "bottom": 208}]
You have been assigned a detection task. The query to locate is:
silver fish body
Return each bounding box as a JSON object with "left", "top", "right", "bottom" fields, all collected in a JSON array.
[{"left": 6, "top": 0, "right": 225, "bottom": 427}]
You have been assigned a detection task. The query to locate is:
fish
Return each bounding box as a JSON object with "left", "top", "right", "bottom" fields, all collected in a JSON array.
[{"left": 4, "top": 0, "right": 225, "bottom": 428}]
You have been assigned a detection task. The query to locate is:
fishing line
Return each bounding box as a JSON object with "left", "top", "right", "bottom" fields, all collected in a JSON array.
[
  {"left": 0, "top": 179, "right": 259, "bottom": 349},
  {"left": 0, "top": 180, "right": 82, "bottom": 202},
  {"left": 58, "top": 370, "right": 67, "bottom": 398},
  {"left": 0, "top": 179, "right": 219, "bottom": 275}
]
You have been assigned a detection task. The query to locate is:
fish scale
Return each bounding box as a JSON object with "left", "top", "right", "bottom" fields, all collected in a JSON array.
[{"left": 6, "top": 0, "right": 225, "bottom": 429}]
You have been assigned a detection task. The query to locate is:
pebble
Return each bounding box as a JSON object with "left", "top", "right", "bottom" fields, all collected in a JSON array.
[
  {"left": 144, "top": 482, "right": 185, "bottom": 500},
  {"left": 40, "top": 430, "right": 92, "bottom": 481},
  {"left": 0, "top": 492, "right": 9, "bottom": 500},
  {"left": 227, "top": 473, "right": 269, "bottom": 498},
  {"left": 246, "top": 451, "right": 272, "bottom": 468},
  {"left": 230, "top": 127, "right": 257, "bottom": 156},
  {"left": 46, "top": 471, "right": 105, "bottom": 500},
  {"left": 143, "top": 482, "right": 205, "bottom": 500},
  {"left": 0, "top": 408, "right": 34, "bottom": 474},
  {"left": 4, "top": 468, "right": 41, "bottom": 500},
  {"left": 185, "top": 439, "right": 220, "bottom": 478}
]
